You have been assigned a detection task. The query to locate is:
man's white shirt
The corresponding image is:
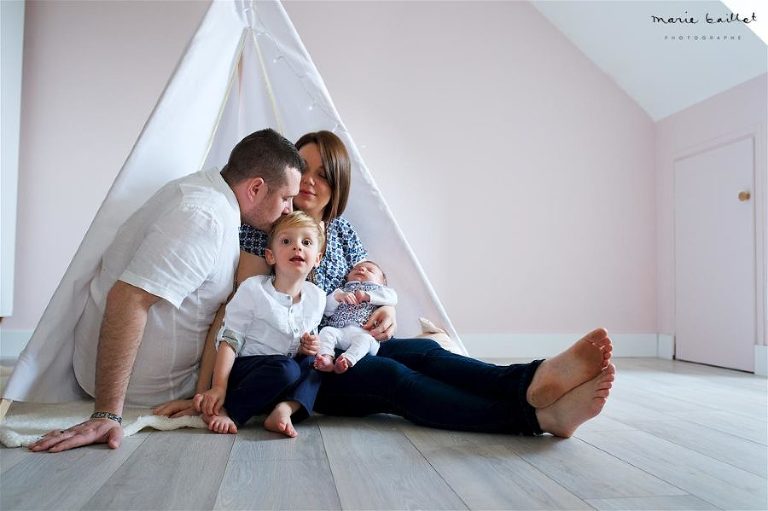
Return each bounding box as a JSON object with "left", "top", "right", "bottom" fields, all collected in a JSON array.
[{"left": 73, "top": 168, "right": 241, "bottom": 406}]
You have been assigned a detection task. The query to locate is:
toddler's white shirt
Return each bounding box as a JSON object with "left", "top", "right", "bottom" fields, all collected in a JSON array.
[{"left": 219, "top": 275, "right": 326, "bottom": 358}]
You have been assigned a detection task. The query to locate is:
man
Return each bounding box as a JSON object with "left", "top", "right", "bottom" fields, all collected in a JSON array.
[{"left": 30, "top": 129, "right": 303, "bottom": 452}]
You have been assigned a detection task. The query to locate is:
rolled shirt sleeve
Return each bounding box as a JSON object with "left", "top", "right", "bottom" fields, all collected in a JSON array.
[
  {"left": 119, "top": 204, "right": 223, "bottom": 308},
  {"left": 217, "top": 278, "right": 261, "bottom": 355}
]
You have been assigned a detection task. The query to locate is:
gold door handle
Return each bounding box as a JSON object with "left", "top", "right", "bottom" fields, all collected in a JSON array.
[{"left": 738, "top": 191, "right": 751, "bottom": 202}]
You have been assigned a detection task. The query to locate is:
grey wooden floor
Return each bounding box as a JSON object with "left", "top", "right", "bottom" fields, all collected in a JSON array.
[{"left": 1, "top": 358, "right": 766, "bottom": 510}]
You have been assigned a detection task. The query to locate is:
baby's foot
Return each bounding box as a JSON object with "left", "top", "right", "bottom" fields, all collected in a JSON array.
[
  {"left": 202, "top": 410, "right": 238, "bottom": 434},
  {"left": 334, "top": 355, "right": 351, "bottom": 374},
  {"left": 314, "top": 354, "right": 335, "bottom": 372},
  {"left": 264, "top": 402, "right": 298, "bottom": 438},
  {"left": 526, "top": 328, "right": 612, "bottom": 408},
  {"left": 536, "top": 363, "right": 615, "bottom": 438}
]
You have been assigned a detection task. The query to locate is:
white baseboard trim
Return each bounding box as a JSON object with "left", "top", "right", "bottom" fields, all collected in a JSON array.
[
  {"left": 657, "top": 334, "right": 675, "bottom": 360},
  {"left": 462, "top": 333, "right": 658, "bottom": 359},
  {"left": 755, "top": 345, "right": 768, "bottom": 376},
  {"left": 0, "top": 329, "right": 32, "bottom": 360}
]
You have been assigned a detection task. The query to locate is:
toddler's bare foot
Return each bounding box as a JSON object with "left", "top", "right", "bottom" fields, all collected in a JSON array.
[
  {"left": 314, "top": 354, "right": 335, "bottom": 372},
  {"left": 526, "top": 328, "right": 612, "bottom": 408},
  {"left": 536, "top": 363, "right": 615, "bottom": 438},
  {"left": 334, "top": 355, "right": 351, "bottom": 374},
  {"left": 264, "top": 402, "right": 298, "bottom": 438},
  {"left": 202, "top": 410, "right": 238, "bottom": 434}
]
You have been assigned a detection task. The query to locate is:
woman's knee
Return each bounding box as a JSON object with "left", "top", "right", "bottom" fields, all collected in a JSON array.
[{"left": 379, "top": 338, "right": 443, "bottom": 358}]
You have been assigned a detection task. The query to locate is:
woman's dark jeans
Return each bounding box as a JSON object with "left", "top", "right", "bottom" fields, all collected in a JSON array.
[{"left": 314, "top": 338, "right": 544, "bottom": 435}]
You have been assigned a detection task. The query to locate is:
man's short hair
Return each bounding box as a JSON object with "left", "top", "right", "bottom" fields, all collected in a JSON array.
[{"left": 221, "top": 129, "right": 305, "bottom": 188}]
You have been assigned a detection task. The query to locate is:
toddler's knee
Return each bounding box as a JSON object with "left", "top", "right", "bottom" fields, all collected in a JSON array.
[{"left": 272, "top": 358, "right": 301, "bottom": 385}]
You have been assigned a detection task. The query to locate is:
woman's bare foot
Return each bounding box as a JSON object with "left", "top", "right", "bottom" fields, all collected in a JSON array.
[
  {"left": 314, "top": 354, "right": 335, "bottom": 372},
  {"left": 202, "top": 410, "right": 238, "bottom": 434},
  {"left": 526, "top": 328, "right": 612, "bottom": 408},
  {"left": 264, "top": 402, "right": 298, "bottom": 438},
  {"left": 334, "top": 355, "right": 351, "bottom": 374},
  {"left": 536, "top": 363, "right": 615, "bottom": 438}
]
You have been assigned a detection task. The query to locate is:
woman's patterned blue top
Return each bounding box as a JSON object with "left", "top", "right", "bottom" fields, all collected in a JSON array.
[{"left": 239, "top": 216, "right": 368, "bottom": 294}]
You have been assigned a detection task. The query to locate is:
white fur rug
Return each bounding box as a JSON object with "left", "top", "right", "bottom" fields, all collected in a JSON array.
[{"left": 0, "top": 366, "right": 205, "bottom": 448}]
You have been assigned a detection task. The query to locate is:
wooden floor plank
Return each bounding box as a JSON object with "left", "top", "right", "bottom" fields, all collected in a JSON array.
[
  {"left": 573, "top": 415, "right": 637, "bottom": 433},
  {"left": 320, "top": 416, "right": 468, "bottom": 510},
  {"left": 505, "top": 435, "right": 687, "bottom": 500},
  {"left": 617, "top": 369, "right": 767, "bottom": 421},
  {"left": 0, "top": 445, "right": 35, "bottom": 475},
  {"left": 214, "top": 424, "right": 340, "bottom": 510},
  {"left": 84, "top": 429, "right": 234, "bottom": 511},
  {"left": 666, "top": 409, "right": 767, "bottom": 445},
  {"left": 629, "top": 419, "right": 767, "bottom": 478},
  {"left": 585, "top": 495, "right": 719, "bottom": 510},
  {"left": 420, "top": 444, "right": 592, "bottom": 510},
  {"left": 226, "top": 418, "right": 329, "bottom": 461},
  {"left": 0, "top": 433, "right": 149, "bottom": 511},
  {"left": 215, "top": 458, "right": 339, "bottom": 510},
  {"left": 601, "top": 395, "right": 675, "bottom": 423},
  {"left": 401, "top": 424, "right": 590, "bottom": 510},
  {"left": 578, "top": 429, "right": 768, "bottom": 510}
]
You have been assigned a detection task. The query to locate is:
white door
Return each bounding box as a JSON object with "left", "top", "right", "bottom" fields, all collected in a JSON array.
[{"left": 674, "top": 136, "right": 756, "bottom": 372}]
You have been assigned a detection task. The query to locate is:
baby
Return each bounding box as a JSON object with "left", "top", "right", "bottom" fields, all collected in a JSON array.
[{"left": 314, "top": 261, "right": 398, "bottom": 373}]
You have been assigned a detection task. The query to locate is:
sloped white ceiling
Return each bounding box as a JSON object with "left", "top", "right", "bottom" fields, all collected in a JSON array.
[{"left": 532, "top": 1, "right": 767, "bottom": 121}]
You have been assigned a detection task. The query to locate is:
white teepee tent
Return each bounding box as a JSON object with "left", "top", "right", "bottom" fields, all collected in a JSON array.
[{"left": 3, "top": 0, "right": 463, "bottom": 405}]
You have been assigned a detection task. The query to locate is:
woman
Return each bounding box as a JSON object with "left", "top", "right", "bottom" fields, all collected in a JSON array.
[{"left": 156, "top": 131, "right": 615, "bottom": 437}]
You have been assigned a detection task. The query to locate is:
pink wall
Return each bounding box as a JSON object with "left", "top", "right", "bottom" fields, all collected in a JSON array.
[
  {"left": 284, "top": 1, "right": 657, "bottom": 335},
  {"left": 3, "top": 1, "right": 208, "bottom": 334},
  {"left": 5, "top": 1, "right": 658, "bottom": 351},
  {"left": 655, "top": 74, "right": 768, "bottom": 344}
]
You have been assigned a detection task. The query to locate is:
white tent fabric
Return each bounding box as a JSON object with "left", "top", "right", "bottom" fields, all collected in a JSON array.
[{"left": 3, "top": 0, "right": 463, "bottom": 404}]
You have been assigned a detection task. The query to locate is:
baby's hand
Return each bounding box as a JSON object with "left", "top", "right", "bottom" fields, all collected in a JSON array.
[
  {"left": 353, "top": 290, "right": 370, "bottom": 303},
  {"left": 336, "top": 291, "right": 358, "bottom": 305}
]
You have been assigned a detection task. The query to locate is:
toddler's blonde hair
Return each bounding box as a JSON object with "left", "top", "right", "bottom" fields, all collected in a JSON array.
[{"left": 267, "top": 211, "right": 326, "bottom": 254}]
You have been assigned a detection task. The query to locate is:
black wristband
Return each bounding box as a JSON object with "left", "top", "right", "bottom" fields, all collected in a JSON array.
[{"left": 90, "top": 411, "right": 123, "bottom": 425}]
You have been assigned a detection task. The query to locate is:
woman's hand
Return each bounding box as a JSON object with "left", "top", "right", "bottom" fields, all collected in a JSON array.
[
  {"left": 364, "top": 306, "right": 397, "bottom": 341},
  {"left": 299, "top": 332, "right": 319, "bottom": 356}
]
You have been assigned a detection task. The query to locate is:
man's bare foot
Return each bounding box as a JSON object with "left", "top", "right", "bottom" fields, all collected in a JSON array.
[
  {"left": 314, "top": 354, "right": 335, "bottom": 372},
  {"left": 334, "top": 355, "right": 351, "bottom": 374},
  {"left": 536, "top": 363, "right": 615, "bottom": 438},
  {"left": 526, "top": 328, "right": 612, "bottom": 408},
  {"left": 202, "top": 411, "right": 238, "bottom": 434},
  {"left": 264, "top": 402, "right": 298, "bottom": 438}
]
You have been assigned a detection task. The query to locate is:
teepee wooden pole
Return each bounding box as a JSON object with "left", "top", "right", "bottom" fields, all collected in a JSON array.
[{"left": 0, "top": 398, "right": 12, "bottom": 423}]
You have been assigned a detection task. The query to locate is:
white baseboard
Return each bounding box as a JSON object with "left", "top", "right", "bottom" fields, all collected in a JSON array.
[
  {"left": 462, "top": 333, "right": 658, "bottom": 359},
  {"left": 657, "top": 334, "right": 675, "bottom": 360},
  {"left": 755, "top": 345, "right": 768, "bottom": 376},
  {"left": 0, "top": 329, "right": 32, "bottom": 360}
]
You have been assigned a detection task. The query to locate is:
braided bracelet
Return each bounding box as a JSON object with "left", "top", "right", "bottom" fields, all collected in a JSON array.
[{"left": 90, "top": 411, "right": 123, "bottom": 425}]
